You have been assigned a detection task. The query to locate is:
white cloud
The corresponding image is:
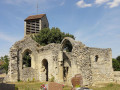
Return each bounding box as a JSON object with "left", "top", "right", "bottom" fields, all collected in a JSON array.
[
  {"left": 76, "top": 0, "right": 92, "bottom": 8},
  {"left": 107, "top": 0, "right": 120, "bottom": 8},
  {"left": 95, "top": 0, "right": 109, "bottom": 5}
]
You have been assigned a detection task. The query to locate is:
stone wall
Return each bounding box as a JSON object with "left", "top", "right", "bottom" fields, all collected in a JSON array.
[
  {"left": 88, "top": 47, "right": 114, "bottom": 85},
  {"left": 4, "top": 36, "right": 115, "bottom": 86},
  {"left": 21, "top": 67, "right": 38, "bottom": 81},
  {"left": 61, "top": 37, "right": 92, "bottom": 86},
  {"left": 34, "top": 43, "right": 61, "bottom": 82},
  {"left": 114, "top": 71, "right": 120, "bottom": 83},
  {"left": 4, "top": 36, "right": 39, "bottom": 82},
  {"left": 72, "top": 47, "right": 92, "bottom": 86}
]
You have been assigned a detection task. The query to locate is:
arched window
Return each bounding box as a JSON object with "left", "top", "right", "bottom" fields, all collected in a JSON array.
[
  {"left": 62, "top": 40, "right": 73, "bottom": 52},
  {"left": 95, "top": 55, "right": 99, "bottom": 62},
  {"left": 22, "top": 49, "right": 32, "bottom": 67}
]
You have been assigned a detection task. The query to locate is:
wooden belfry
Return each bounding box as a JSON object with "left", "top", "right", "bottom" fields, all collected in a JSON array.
[{"left": 24, "top": 14, "right": 49, "bottom": 36}]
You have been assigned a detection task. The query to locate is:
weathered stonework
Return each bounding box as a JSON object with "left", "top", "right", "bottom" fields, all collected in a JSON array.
[{"left": 4, "top": 36, "right": 118, "bottom": 86}]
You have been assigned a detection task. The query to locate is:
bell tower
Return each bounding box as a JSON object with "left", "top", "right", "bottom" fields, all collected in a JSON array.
[{"left": 24, "top": 14, "right": 49, "bottom": 36}]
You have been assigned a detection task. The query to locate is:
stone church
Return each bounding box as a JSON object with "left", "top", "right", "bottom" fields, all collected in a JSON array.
[{"left": 4, "top": 14, "right": 120, "bottom": 86}]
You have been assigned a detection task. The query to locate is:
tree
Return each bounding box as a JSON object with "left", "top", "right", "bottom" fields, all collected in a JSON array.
[
  {"left": 0, "top": 55, "right": 9, "bottom": 74},
  {"left": 116, "top": 56, "right": 120, "bottom": 62},
  {"left": 32, "top": 27, "right": 75, "bottom": 46},
  {"left": 112, "top": 55, "right": 120, "bottom": 71},
  {"left": 112, "top": 58, "right": 120, "bottom": 71}
]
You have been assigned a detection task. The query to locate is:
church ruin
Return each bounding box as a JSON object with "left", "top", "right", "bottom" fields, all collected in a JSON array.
[{"left": 4, "top": 14, "right": 120, "bottom": 86}]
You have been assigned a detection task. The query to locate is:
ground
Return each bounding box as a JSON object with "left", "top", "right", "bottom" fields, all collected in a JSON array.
[
  {"left": 9, "top": 82, "right": 72, "bottom": 90},
  {"left": 1, "top": 69, "right": 120, "bottom": 90},
  {"left": 9, "top": 82, "right": 120, "bottom": 90}
]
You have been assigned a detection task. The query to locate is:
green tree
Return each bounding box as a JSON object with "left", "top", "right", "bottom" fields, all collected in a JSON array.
[
  {"left": 32, "top": 27, "right": 75, "bottom": 46},
  {"left": 116, "top": 56, "right": 120, "bottom": 62},
  {"left": 112, "top": 58, "right": 120, "bottom": 71},
  {"left": 0, "top": 55, "right": 9, "bottom": 74}
]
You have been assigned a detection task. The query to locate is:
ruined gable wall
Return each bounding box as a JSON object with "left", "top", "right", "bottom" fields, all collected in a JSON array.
[
  {"left": 88, "top": 47, "right": 114, "bottom": 85},
  {"left": 17, "top": 37, "right": 39, "bottom": 81},
  {"left": 4, "top": 36, "right": 40, "bottom": 82}
]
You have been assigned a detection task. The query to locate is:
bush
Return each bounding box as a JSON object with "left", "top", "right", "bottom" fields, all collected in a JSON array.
[
  {"left": 31, "top": 27, "right": 75, "bottom": 46},
  {"left": 0, "top": 55, "right": 9, "bottom": 74},
  {"left": 32, "top": 78, "right": 35, "bottom": 82},
  {"left": 112, "top": 56, "right": 120, "bottom": 71},
  {"left": 75, "top": 85, "right": 81, "bottom": 88},
  {"left": 27, "top": 78, "right": 30, "bottom": 82},
  {"left": 107, "top": 83, "right": 114, "bottom": 87},
  {"left": 49, "top": 75, "right": 55, "bottom": 82}
]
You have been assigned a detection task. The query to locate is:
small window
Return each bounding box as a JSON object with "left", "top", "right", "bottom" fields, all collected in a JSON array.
[{"left": 95, "top": 55, "right": 99, "bottom": 62}]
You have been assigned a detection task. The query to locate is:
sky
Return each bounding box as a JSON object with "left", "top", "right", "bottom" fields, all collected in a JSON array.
[{"left": 0, "top": 0, "right": 120, "bottom": 58}]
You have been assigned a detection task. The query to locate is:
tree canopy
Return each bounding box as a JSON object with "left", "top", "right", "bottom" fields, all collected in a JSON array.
[
  {"left": 112, "top": 55, "right": 120, "bottom": 71},
  {"left": 0, "top": 55, "right": 9, "bottom": 74},
  {"left": 31, "top": 27, "right": 75, "bottom": 46}
]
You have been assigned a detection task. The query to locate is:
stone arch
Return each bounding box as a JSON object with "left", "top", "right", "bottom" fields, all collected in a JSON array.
[
  {"left": 61, "top": 37, "right": 76, "bottom": 52},
  {"left": 22, "top": 49, "right": 32, "bottom": 68},
  {"left": 42, "top": 59, "right": 48, "bottom": 81}
]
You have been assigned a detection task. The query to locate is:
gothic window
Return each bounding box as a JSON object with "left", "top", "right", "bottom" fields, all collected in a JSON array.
[{"left": 22, "top": 49, "right": 32, "bottom": 68}]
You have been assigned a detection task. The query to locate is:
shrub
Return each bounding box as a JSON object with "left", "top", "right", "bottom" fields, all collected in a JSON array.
[
  {"left": 32, "top": 77, "right": 35, "bottom": 82},
  {"left": 107, "top": 83, "right": 114, "bottom": 87},
  {"left": 27, "top": 78, "right": 30, "bottom": 82},
  {"left": 49, "top": 75, "right": 55, "bottom": 82},
  {"left": 75, "top": 85, "right": 81, "bottom": 88},
  {"left": 0, "top": 55, "right": 9, "bottom": 74}
]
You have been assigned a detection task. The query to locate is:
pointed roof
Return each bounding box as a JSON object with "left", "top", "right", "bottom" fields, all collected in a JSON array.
[{"left": 24, "top": 14, "right": 46, "bottom": 21}]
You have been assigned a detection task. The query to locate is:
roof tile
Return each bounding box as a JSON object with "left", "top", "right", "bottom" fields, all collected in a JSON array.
[{"left": 24, "top": 14, "right": 46, "bottom": 21}]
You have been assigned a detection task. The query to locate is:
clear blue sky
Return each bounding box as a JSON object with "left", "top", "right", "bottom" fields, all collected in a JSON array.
[{"left": 0, "top": 0, "right": 120, "bottom": 58}]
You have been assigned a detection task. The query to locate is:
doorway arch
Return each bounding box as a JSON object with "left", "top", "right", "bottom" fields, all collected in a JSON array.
[{"left": 42, "top": 59, "right": 48, "bottom": 81}]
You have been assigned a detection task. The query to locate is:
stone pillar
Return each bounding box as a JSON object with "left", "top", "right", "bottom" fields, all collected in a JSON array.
[
  {"left": 9, "top": 48, "right": 19, "bottom": 82},
  {"left": 58, "top": 51, "right": 63, "bottom": 83},
  {"left": 24, "top": 21, "right": 26, "bottom": 36},
  {"left": 39, "top": 19, "right": 41, "bottom": 30}
]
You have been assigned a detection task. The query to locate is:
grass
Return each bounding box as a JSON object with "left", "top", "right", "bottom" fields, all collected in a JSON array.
[
  {"left": 9, "top": 82, "right": 120, "bottom": 90},
  {"left": 10, "top": 81, "right": 72, "bottom": 90},
  {"left": 90, "top": 83, "right": 120, "bottom": 90},
  {"left": 10, "top": 82, "right": 46, "bottom": 90},
  {"left": 63, "top": 85, "right": 72, "bottom": 90}
]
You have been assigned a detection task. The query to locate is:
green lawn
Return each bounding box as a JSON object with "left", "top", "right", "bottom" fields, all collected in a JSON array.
[
  {"left": 11, "top": 82, "right": 46, "bottom": 90},
  {"left": 90, "top": 83, "right": 120, "bottom": 90},
  {"left": 10, "top": 82, "right": 72, "bottom": 90},
  {"left": 9, "top": 82, "right": 120, "bottom": 90}
]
